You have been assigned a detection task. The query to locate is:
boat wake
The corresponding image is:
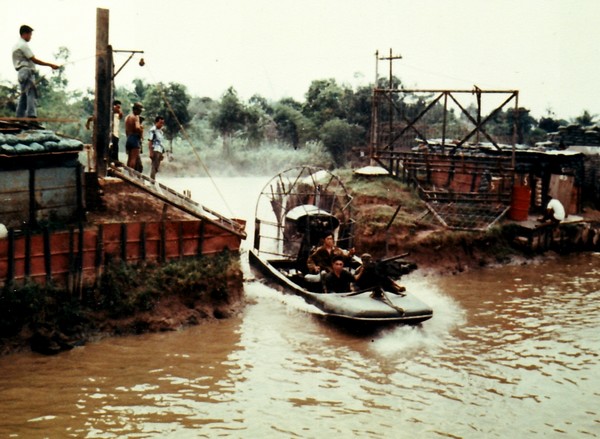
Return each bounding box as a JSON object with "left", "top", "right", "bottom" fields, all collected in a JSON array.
[
  {"left": 244, "top": 279, "right": 326, "bottom": 315},
  {"left": 369, "top": 271, "right": 466, "bottom": 356}
]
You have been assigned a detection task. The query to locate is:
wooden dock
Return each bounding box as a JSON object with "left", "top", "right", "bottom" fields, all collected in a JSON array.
[
  {"left": 0, "top": 163, "right": 247, "bottom": 291},
  {"left": 509, "top": 214, "right": 596, "bottom": 253}
]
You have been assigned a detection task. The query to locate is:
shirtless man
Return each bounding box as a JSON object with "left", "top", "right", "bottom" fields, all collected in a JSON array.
[{"left": 125, "top": 102, "right": 144, "bottom": 170}]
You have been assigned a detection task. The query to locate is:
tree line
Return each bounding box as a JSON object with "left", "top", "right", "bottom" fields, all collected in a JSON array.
[{"left": 1, "top": 47, "right": 596, "bottom": 169}]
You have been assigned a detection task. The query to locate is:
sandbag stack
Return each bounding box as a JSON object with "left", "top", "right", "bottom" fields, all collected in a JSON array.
[{"left": 0, "top": 130, "right": 83, "bottom": 155}]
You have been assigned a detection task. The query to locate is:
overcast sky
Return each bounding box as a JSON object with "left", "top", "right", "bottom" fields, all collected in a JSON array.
[{"left": 1, "top": 0, "right": 599, "bottom": 120}]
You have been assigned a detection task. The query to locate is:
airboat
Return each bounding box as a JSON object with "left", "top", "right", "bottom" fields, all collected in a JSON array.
[{"left": 248, "top": 165, "right": 433, "bottom": 331}]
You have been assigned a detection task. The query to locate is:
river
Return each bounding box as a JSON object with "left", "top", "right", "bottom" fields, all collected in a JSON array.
[{"left": 0, "top": 176, "right": 598, "bottom": 438}]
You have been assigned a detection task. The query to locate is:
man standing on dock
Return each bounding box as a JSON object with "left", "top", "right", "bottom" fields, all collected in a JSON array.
[
  {"left": 110, "top": 100, "right": 124, "bottom": 166},
  {"left": 125, "top": 102, "right": 144, "bottom": 170},
  {"left": 148, "top": 116, "right": 165, "bottom": 180},
  {"left": 12, "top": 25, "right": 60, "bottom": 118}
]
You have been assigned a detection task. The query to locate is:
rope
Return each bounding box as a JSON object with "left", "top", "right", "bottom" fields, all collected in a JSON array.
[
  {"left": 378, "top": 291, "right": 406, "bottom": 316},
  {"left": 144, "top": 66, "right": 237, "bottom": 219},
  {"left": 60, "top": 54, "right": 97, "bottom": 67}
]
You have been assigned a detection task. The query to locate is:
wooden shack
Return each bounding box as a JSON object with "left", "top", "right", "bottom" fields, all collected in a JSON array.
[
  {"left": 0, "top": 120, "right": 246, "bottom": 291},
  {"left": 0, "top": 129, "right": 85, "bottom": 229}
]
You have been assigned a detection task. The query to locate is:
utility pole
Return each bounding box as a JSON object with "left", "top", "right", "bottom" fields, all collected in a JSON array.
[
  {"left": 93, "top": 8, "right": 112, "bottom": 178},
  {"left": 371, "top": 49, "right": 402, "bottom": 160},
  {"left": 379, "top": 49, "right": 402, "bottom": 157},
  {"left": 379, "top": 48, "right": 402, "bottom": 89}
]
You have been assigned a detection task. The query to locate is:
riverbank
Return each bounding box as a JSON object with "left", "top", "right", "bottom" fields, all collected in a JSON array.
[
  {"left": 340, "top": 169, "right": 600, "bottom": 275},
  {"left": 2, "top": 170, "right": 598, "bottom": 356},
  {"left": 0, "top": 253, "right": 244, "bottom": 356}
]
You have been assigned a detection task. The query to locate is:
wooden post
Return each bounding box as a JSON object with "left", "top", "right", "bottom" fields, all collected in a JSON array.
[
  {"left": 7, "top": 229, "right": 15, "bottom": 284},
  {"left": 24, "top": 228, "right": 31, "bottom": 278},
  {"left": 159, "top": 221, "right": 166, "bottom": 262},
  {"left": 178, "top": 222, "right": 184, "bottom": 259},
  {"left": 198, "top": 221, "right": 205, "bottom": 256},
  {"left": 95, "top": 224, "right": 104, "bottom": 281},
  {"left": 28, "top": 169, "right": 36, "bottom": 226},
  {"left": 76, "top": 223, "right": 84, "bottom": 299},
  {"left": 120, "top": 223, "right": 127, "bottom": 261},
  {"left": 68, "top": 227, "right": 75, "bottom": 293},
  {"left": 93, "top": 8, "right": 112, "bottom": 177},
  {"left": 43, "top": 228, "right": 51, "bottom": 283},
  {"left": 140, "top": 222, "right": 146, "bottom": 261}
]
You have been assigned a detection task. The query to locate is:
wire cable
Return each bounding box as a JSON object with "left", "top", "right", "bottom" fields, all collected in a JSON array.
[{"left": 145, "top": 64, "right": 238, "bottom": 218}]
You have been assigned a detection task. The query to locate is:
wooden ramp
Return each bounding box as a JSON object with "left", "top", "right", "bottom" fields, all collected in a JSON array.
[{"left": 108, "top": 165, "right": 247, "bottom": 239}]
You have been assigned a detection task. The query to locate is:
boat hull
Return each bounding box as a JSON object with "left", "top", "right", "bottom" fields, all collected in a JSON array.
[{"left": 249, "top": 249, "right": 433, "bottom": 330}]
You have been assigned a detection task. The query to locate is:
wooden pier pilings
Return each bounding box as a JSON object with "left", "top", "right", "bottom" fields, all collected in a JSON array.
[
  {"left": 509, "top": 216, "right": 600, "bottom": 253},
  {"left": 0, "top": 219, "right": 243, "bottom": 291}
]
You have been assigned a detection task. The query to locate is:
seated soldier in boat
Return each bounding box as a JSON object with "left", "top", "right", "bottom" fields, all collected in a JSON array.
[
  {"left": 354, "top": 253, "right": 380, "bottom": 290},
  {"left": 306, "top": 231, "right": 354, "bottom": 275},
  {"left": 354, "top": 253, "right": 406, "bottom": 293},
  {"left": 323, "top": 255, "right": 356, "bottom": 293}
]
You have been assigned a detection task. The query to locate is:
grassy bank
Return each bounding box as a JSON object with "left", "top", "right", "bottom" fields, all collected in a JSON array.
[
  {"left": 339, "top": 170, "right": 525, "bottom": 274},
  {"left": 0, "top": 252, "right": 243, "bottom": 356}
]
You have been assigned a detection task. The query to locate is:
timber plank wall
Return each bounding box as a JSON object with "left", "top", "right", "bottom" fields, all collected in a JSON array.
[
  {"left": 0, "top": 155, "right": 84, "bottom": 228},
  {"left": 0, "top": 219, "right": 242, "bottom": 291}
]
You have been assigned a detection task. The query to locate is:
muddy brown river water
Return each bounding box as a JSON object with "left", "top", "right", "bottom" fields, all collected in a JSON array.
[{"left": 0, "top": 177, "right": 598, "bottom": 438}]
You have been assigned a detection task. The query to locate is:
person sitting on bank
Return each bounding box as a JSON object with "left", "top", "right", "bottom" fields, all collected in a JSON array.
[
  {"left": 538, "top": 196, "right": 565, "bottom": 225},
  {"left": 323, "top": 255, "right": 356, "bottom": 294}
]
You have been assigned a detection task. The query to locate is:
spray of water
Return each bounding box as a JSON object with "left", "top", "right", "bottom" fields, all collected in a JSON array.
[
  {"left": 243, "top": 280, "right": 326, "bottom": 316},
  {"left": 369, "top": 271, "right": 466, "bottom": 356}
]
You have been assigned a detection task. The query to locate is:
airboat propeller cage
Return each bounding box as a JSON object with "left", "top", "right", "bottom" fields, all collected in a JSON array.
[
  {"left": 252, "top": 166, "right": 354, "bottom": 259},
  {"left": 285, "top": 205, "right": 340, "bottom": 236}
]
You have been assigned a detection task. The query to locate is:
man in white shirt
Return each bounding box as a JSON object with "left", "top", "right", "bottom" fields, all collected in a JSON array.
[
  {"left": 12, "top": 25, "right": 60, "bottom": 118},
  {"left": 110, "top": 100, "right": 124, "bottom": 165},
  {"left": 148, "top": 116, "right": 166, "bottom": 180},
  {"left": 540, "top": 196, "right": 566, "bottom": 224}
]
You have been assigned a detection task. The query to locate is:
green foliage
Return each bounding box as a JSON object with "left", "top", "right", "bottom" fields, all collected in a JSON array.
[
  {"left": 143, "top": 82, "right": 191, "bottom": 141},
  {"left": 343, "top": 85, "right": 372, "bottom": 139},
  {"left": 5, "top": 42, "right": 592, "bottom": 166},
  {"left": 539, "top": 116, "right": 562, "bottom": 133},
  {"left": 320, "top": 118, "right": 364, "bottom": 166},
  {"left": 0, "top": 254, "right": 241, "bottom": 337},
  {"left": 0, "top": 280, "right": 89, "bottom": 341},
  {"left": 248, "top": 94, "right": 273, "bottom": 115},
  {"left": 95, "top": 253, "right": 239, "bottom": 318},
  {"left": 345, "top": 173, "right": 420, "bottom": 207},
  {"left": 506, "top": 107, "right": 537, "bottom": 144},
  {"left": 303, "top": 78, "right": 347, "bottom": 127},
  {"left": 527, "top": 127, "right": 550, "bottom": 145},
  {"left": 0, "top": 82, "right": 19, "bottom": 117},
  {"left": 575, "top": 110, "right": 596, "bottom": 127},
  {"left": 209, "top": 87, "right": 248, "bottom": 136},
  {"left": 343, "top": 172, "right": 427, "bottom": 230},
  {"left": 273, "top": 102, "right": 317, "bottom": 148},
  {"left": 132, "top": 79, "right": 148, "bottom": 102}
]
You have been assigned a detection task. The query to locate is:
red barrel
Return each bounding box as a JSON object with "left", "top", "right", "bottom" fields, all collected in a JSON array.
[{"left": 509, "top": 186, "right": 531, "bottom": 221}]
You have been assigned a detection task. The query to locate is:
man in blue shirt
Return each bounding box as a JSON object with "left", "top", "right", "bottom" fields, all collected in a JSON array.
[{"left": 148, "top": 116, "right": 166, "bottom": 180}]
